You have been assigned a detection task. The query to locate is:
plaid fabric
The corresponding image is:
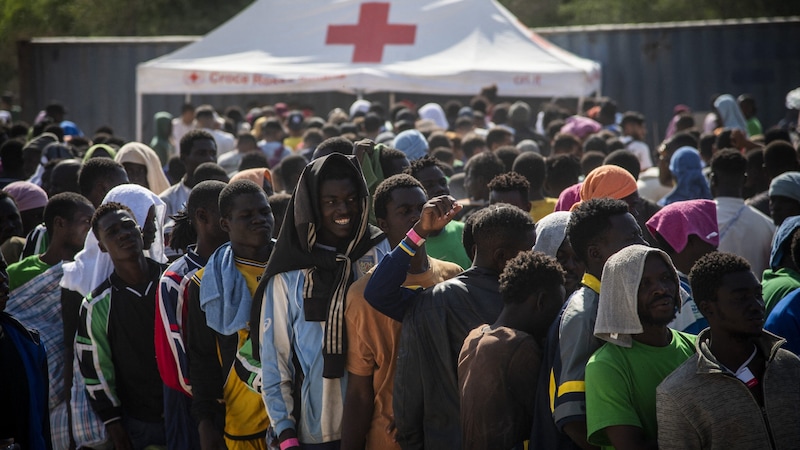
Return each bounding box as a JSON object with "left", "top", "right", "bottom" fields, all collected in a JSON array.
[
  {"left": 6, "top": 262, "right": 71, "bottom": 447},
  {"left": 6, "top": 263, "right": 65, "bottom": 408}
]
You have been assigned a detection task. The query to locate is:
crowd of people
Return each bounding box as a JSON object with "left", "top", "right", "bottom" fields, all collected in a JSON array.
[{"left": 1, "top": 84, "right": 800, "bottom": 450}]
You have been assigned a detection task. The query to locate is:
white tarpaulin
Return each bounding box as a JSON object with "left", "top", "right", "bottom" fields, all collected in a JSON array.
[{"left": 136, "top": 0, "right": 601, "bottom": 98}]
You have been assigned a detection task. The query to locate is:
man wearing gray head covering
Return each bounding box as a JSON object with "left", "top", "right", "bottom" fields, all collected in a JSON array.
[
  {"left": 585, "top": 245, "right": 696, "bottom": 449},
  {"left": 768, "top": 171, "right": 800, "bottom": 226},
  {"left": 533, "top": 211, "right": 584, "bottom": 296}
]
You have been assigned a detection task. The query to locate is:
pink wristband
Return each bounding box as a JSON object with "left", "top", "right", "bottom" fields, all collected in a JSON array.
[
  {"left": 406, "top": 228, "right": 426, "bottom": 246},
  {"left": 280, "top": 438, "right": 300, "bottom": 450}
]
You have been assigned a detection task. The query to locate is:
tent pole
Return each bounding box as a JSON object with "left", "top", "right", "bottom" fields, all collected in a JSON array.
[
  {"left": 136, "top": 92, "right": 143, "bottom": 142},
  {"left": 389, "top": 92, "right": 396, "bottom": 106},
  {"left": 185, "top": 93, "right": 192, "bottom": 103},
  {"left": 577, "top": 96, "right": 585, "bottom": 114}
]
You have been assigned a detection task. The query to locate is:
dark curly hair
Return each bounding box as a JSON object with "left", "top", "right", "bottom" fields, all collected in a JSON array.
[
  {"left": 488, "top": 172, "right": 530, "bottom": 201},
  {"left": 500, "top": 250, "right": 565, "bottom": 305},
  {"left": 689, "top": 251, "right": 751, "bottom": 304},
  {"left": 405, "top": 155, "right": 448, "bottom": 179},
  {"left": 567, "top": 198, "right": 631, "bottom": 264}
]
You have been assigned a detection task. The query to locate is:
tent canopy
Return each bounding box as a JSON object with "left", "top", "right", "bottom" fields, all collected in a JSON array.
[{"left": 136, "top": 0, "right": 601, "bottom": 98}]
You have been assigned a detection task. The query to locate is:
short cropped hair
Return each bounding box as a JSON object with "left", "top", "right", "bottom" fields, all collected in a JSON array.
[
  {"left": 78, "top": 158, "right": 124, "bottom": 197},
  {"left": 567, "top": 198, "right": 631, "bottom": 264},
  {"left": 43, "top": 192, "right": 93, "bottom": 235},
  {"left": 179, "top": 129, "right": 215, "bottom": 157},
  {"left": 710, "top": 148, "right": 746, "bottom": 178},
  {"left": 512, "top": 152, "right": 546, "bottom": 191},
  {"left": 689, "top": 251, "right": 752, "bottom": 304},
  {"left": 219, "top": 179, "right": 267, "bottom": 218},
  {"left": 604, "top": 149, "right": 641, "bottom": 180},
  {"left": 472, "top": 204, "right": 535, "bottom": 250}
]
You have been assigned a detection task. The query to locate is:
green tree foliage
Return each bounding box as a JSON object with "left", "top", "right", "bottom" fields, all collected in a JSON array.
[{"left": 499, "top": 0, "right": 800, "bottom": 27}]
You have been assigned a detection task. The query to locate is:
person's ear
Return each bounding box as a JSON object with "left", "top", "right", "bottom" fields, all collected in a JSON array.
[
  {"left": 219, "top": 216, "right": 231, "bottom": 234},
  {"left": 587, "top": 243, "right": 602, "bottom": 263},
  {"left": 53, "top": 216, "right": 67, "bottom": 229},
  {"left": 376, "top": 217, "right": 389, "bottom": 232},
  {"left": 697, "top": 299, "right": 714, "bottom": 319},
  {"left": 195, "top": 207, "right": 209, "bottom": 226}
]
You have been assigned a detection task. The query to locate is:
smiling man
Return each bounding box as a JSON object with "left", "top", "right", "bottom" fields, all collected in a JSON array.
[
  {"left": 585, "top": 245, "right": 696, "bottom": 450},
  {"left": 76, "top": 202, "right": 167, "bottom": 450},
  {"left": 657, "top": 252, "right": 800, "bottom": 450},
  {"left": 252, "top": 153, "right": 389, "bottom": 450}
]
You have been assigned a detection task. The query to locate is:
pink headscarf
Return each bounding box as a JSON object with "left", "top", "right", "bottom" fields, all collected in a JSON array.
[
  {"left": 645, "top": 199, "right": 719, "bottom": 253},
  {"left": 3, "top": 181, "right": 47, "bottom": 212}
]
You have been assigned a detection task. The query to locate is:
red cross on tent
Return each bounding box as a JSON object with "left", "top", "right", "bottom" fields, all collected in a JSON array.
[{"left": 326, "top": 2, "right": 417, "bottom": 63}]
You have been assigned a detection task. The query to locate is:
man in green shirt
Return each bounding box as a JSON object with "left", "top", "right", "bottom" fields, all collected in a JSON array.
[
  {"left": 8, "top": 192, "right": 94, "bottom": 291},
  {"left": 586, "top": 245, "right": 696, "bottom": 449}
]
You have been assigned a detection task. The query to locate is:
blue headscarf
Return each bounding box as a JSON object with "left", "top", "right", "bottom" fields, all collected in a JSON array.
[
  {"left": 770, "top": 215, "right": 800, "bottom": 270},
  {"left": 659, "top": 147, "right": 712, "bottom": 206}
]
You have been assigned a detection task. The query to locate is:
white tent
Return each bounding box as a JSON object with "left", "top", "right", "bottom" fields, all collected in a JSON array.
[{"left": 136, "top": 0, "right": 601, "bottom": 137}]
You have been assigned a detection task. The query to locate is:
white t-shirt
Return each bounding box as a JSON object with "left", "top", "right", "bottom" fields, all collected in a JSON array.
[{"left": 620, "top": 136, "right": 653, "bottom": 171}]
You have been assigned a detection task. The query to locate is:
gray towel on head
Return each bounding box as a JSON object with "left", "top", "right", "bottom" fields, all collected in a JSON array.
[
  {"left": 533, "top": 211, "right": 571, "bottom": 257},
  {"left": 594, "top": 244, "right": 680, "bottom": 348}
]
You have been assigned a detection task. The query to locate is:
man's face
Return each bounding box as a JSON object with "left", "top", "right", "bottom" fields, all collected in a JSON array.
[
  {"left": 625, "top": 122, "right": 646, "bottom": 141},
  {"left": 489, "top": 190, "right": 530, "bottom": 213},
  {"left": 556, "top": 237, "right": 585, "bottom": 296},
  {"left": 0, "top": 197, "right": 23, "bottom": 243},
  {"left": 220, "top": 192, "right": 274, "bottom": 250},
  {"left": 182, "top": 139, "right": 217, "bottom": 176},
  {"left": 96, "top": 209, "right": 144, "bottom": 261},
  {"left": 64, "top": 203, "right": 95, "bottom": 253},
  {"left": 317, "top": 177, "right": 361, "bottom": 248},
  {"left": 704, "top": 271, "right": 764, "bottom": 339},
  {"left": 378, "top": 187, "right": 426, "bottom": 247},
  {"left": 141, "top": 206, "right": 158, "bottom": 250},
  {"left": 92, "top": 167, "right": 130, "bottom": 208},
  {"left": 637, "top": 253, "right": 679, "bottom": 326},
  {"left": 769, "top": 195, "right": 800, "bottom": 227},
  {"left": 416, "top": 166, "right": 449, "bottom": 199},
  {"left": 122, "top": 162, "right": 149, "bottom": 190},
  {"left": 595, "top": 213, "right": 646, "bottom": 264}
]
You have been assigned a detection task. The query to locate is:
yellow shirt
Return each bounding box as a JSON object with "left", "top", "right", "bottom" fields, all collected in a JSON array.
[{"left": 530, "top": 198, "right": 558, "bottom": 222}]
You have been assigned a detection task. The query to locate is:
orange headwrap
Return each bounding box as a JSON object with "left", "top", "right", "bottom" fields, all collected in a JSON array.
[
  {"left": 230, "top": 168, "right": 273, "bottom": 192},
  {"left": 571, "top": 165, "right": 638, "bottom": 211}
]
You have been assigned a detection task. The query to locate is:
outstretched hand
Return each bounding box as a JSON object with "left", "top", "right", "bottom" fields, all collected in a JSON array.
[{"left": 413, "top": 195, "right": 462, "bottom": 238}]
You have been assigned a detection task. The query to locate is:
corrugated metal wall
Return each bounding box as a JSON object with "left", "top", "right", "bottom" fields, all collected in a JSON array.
[
  {"left": 18, "top": 18, "right": 800, "bottom": 145},
  {"left": 537, "top": 18, "right": 800, "bottom": 144}
]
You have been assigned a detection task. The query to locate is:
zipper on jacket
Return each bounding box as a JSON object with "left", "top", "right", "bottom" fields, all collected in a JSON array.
[{"left": 761, "top": 406, "right": 776, "bottom": 449}]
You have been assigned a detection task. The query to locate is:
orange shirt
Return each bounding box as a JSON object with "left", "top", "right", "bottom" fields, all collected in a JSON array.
[{"left": 345, "top": 257, "right": 463, "bottom": 450}]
